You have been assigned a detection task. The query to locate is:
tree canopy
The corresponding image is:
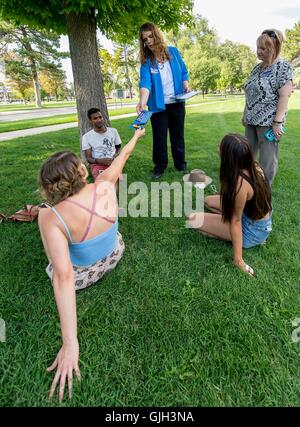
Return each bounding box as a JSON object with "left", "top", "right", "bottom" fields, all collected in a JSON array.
[
  {"left": 283, "top": 21, "right": 300, "bottom": 63},
  {"left": 0, "top": 0, "right": 194, "bottom": 41}
]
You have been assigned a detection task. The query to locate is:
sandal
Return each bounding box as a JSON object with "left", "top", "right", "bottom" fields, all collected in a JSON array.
[
  {"left": 8, "top": 204, "right": 40, "bottom": 222},
  {"left": 0, "top": 213, "right": 6, "bottom": 223}
]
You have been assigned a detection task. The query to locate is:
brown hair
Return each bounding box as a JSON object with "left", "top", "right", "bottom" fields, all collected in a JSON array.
[
  {"left": 219, "top": 134, "right": 272, "bottom": 222},
  {"left": 38, "top": 151, "right": 86, "bottom": 205},
  {"left": 257, "top": 29, "right": 284, "bottom": 66},
  {"left": 139, "top": 22, "right": 170, "bottom": 64}
]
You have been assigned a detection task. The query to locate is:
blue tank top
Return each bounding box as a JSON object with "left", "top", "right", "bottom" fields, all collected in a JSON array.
[{"left": 51, "top": 184, "right": 118, "bottom": 266}]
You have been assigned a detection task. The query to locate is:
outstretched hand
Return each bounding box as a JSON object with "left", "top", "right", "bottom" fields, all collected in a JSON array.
[
  {"left": 234, "top": 259, "right": 256, "bottom": 278},
  {"left": 47, "top": 341, "right": 80, "bottom": 402},
  {"left": 134, "top": 127, "right": 146, "bottom": 138}
]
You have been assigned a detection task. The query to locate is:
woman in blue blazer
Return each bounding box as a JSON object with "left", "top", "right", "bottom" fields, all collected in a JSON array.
[{"left": 137, "top": 22, "right": 190, "bottom": 178}]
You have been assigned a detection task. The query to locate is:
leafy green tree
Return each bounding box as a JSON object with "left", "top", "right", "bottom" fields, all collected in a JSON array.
[
  {"left": 188, "top": 56, "right": 221, "bottom": 96},
  {"left": 165, "top": 15, "right": 218, "bottom": 60},
  {"left": 98, "top": 47, "right": 114, "bottom": 97},
  {"left": 283, "top": 21, "right": 300, "bottom": 86},
  {"left": 217, "top": 41, "right": 256, "bottom": 91},
  {"left": 283, "top": 21, "right": 300, "bottom": 62},
  {"left": 1, "top": 50, "right": 33, "bottom": 100},
  {"left": 216, "top": 60, "right": 234, "bottom": 94},
  {"left": 112, "top": 43, "right": 139, "bottom": 98},
  {"left": 0, "top": 0, "right": 194, "bottom": 153},
  {"left": 0, "top": 20, "right": 66, "bottom": 107},
  {"left": 39, "top": 65, "right": 67, "bottom": 100}
]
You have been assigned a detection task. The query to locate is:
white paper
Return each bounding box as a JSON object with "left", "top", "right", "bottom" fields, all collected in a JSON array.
[{"left": 171, "top": 90, "right": 199, "bottom": 100}]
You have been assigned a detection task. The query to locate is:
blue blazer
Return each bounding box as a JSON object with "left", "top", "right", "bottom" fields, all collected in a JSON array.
[{"left": 139, "top": 46, "right": 189, "bottom": 113}]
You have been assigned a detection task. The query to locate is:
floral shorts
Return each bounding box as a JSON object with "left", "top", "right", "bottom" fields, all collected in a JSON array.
[{"left": 46, "top": 232, "right": 125, "bottom": 291}]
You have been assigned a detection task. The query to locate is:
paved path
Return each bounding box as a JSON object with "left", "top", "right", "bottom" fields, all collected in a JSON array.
[
  {"left": 0, "top": 98, "right": 244, "bottom": 142},
  {"left": 0, "top": 103, "right": 136, "bottom": 122},
  {"left": 0, "top": 112, "right": 137, "bottom": 142}
]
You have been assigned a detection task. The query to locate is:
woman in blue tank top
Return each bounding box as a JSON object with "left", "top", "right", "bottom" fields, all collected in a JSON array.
[{"left": 38, "top": 127, "right": 145, "bottom": 402}]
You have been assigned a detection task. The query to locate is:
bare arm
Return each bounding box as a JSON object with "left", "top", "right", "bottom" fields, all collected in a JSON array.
[
  {"left": 38, "top": 211, "right": 80, "bottom": 401},
  {"left": 136, "top": 88, "right": 150, "bottom": 114},
  {"left": 272, "top": 80, "right": 293, "bottom": 139},
  {"left": 97, "top": 128, "right": 145, "bottom": 184},
  {"left": 275, "top": 80, "right": 293, "bottom": 122},
  {"left": 230, "top": 179, "right": 256, "bottom": 277}
]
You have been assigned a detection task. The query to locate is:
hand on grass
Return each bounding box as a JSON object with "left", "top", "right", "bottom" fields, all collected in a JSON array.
[
  {"left": 47, "top": 340, "right": 80, "bottom": 402},
  {"left": 234, "top": 259, "right": 256, "bottom": 278}
]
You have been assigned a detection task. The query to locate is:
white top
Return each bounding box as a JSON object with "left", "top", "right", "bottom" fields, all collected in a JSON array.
[
  {"left": 82, "top": 127, "right": 122, "bottom": 159},
  {"left": 158, "top": 60, "right": 175, "bottom": 104}
]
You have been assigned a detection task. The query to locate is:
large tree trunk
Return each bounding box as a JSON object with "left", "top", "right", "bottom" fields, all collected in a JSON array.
[
  {"left": 66, "top": 11, "right": 109, "bottom": 160},
  {"left": 32, "top": 71, "right": 42, "bottom": 108}
]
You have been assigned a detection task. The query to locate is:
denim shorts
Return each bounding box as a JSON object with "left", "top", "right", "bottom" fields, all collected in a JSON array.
[{"left": 242, "top": 212, "right": 272, "bottom": 248}]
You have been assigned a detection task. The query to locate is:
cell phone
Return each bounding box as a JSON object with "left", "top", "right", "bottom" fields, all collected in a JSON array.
[
  {"left": 130, "top": 110, "right": 153, "bottom": 129},
  {"left": 264, "top": 126, "right": 286, "bottom": 142}
]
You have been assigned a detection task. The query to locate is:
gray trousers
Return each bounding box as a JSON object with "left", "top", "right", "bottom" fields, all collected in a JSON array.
[{"left": 245, "top": 125, "right": 279, "bottom": 186}]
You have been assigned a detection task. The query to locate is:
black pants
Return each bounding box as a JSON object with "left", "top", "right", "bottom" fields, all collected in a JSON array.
[{"left": 150, "top": 102, "right": 186, "bottom": 173}]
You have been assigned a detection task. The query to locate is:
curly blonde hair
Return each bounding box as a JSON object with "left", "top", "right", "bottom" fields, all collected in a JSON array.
[
  {"left": 257, "top": 29, "right": 284, "bottom": 66},
  {"left": 139, "top": 22, "right": 170, "bottom": 64},
  {"left": 38, "top": 151, "right": 86, "bottom": 205}
]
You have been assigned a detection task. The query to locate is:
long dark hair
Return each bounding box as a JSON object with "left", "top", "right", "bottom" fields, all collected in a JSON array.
[{"left": 219, "top": 134, "right": 272, "bottom": 222}]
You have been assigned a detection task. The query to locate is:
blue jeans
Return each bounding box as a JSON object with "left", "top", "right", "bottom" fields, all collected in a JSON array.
[{"left": 242, "top": 212, "right": 272, "bottom": 248}]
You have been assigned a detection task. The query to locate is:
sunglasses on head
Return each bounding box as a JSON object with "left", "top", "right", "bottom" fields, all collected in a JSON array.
[{"left": 262, "top": 30, "right": 277, "bottom": 39}]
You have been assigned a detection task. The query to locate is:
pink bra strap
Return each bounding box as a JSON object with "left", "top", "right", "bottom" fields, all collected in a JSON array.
[
  {"left": 64, "top": 200, "right": 115, "bottom": 223},
  {"left": 79, "top": 184, "right": 97, "bottom": 242},
  {"left": 64, "top": 184, "right": 116, "bottom": 241}
]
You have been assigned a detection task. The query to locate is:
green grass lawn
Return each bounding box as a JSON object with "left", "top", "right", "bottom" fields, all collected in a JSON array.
[
  {"left": 0, "top": 95, "right": 243, "bottom": 134},
  {"left": 0, "top": 92, "right": 300, "bottom": 407}
]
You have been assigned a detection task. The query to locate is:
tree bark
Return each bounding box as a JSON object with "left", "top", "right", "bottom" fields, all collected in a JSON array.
[
  {"left": 66, "top": 11, "right": 109, "bottom": 160},
  {"left": 32, "top": 70, "right": 42, "bottom": 108}
]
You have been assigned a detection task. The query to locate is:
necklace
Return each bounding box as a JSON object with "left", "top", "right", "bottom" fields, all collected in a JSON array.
[{"left": 158, "top": 61, "right": 164, "bottom": 70}]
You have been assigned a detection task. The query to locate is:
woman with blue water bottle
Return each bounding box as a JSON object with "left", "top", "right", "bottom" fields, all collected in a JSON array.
[{"left": 243, "top": 29, "right": 293, "bottom": 186}]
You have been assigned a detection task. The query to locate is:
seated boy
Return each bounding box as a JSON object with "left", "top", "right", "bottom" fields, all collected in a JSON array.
[{"left": 82, "top": 108, "right": 122, "bottom": 180}]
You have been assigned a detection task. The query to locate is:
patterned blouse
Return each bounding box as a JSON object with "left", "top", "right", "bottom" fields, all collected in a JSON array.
[{"left": 244, "top": 59, "right": 293, "bottom": 126}]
